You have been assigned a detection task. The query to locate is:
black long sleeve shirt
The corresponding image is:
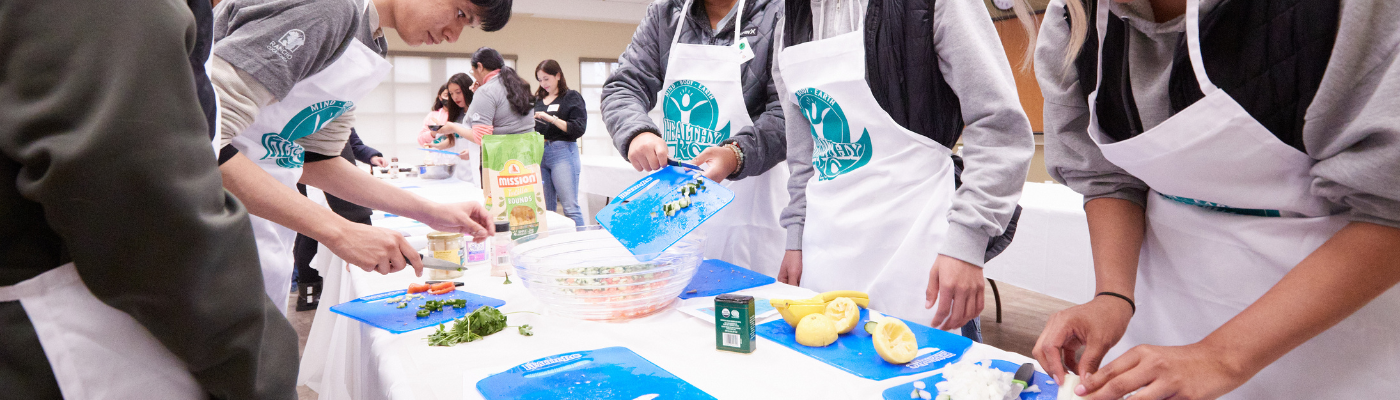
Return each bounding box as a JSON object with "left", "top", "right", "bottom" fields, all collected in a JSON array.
[{"left": 533, "top": 90, "right": 588, "bottom": 142}]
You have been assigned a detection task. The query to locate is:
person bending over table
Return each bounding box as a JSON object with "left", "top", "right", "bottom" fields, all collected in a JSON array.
[
  {"left": 1032, "top": 0, "right": 1400, "bottom": 398},
  {"left": 210, "top": 0, "right": 512, "bottom": 314}
]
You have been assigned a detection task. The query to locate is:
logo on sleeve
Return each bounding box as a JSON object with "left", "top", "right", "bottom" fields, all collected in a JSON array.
[
  {"left": 259, "top": 100, "right": 352, "bottom": 168},
  {"left": 796, "top": 88, "right": 870, "bottom": 180},
  {"left": 268, "top": 29, "right": 306, "bottom": 61},
  {"left": 662, "top": 80, "right": 730, "bottom": 161}
]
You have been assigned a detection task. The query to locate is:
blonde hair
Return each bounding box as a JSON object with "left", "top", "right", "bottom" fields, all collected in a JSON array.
[
  {"left": 1060, "top": 0, "right": 1090, "bottom": 73},
  {"left": 1009, "top": 0, "right": 1040, "bottom": 71}
]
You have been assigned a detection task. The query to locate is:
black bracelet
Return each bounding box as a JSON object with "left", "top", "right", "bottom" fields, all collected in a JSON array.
[{"left": 1096, "top": 292, "right": 1135, "bottom": 315}]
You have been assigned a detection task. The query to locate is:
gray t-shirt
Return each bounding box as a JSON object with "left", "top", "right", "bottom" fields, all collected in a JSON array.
[
  {"left": 466, "top": 76, "right": 537, "bottom": 135},
  {"left": 212, "top": 0, "right": 386, "bottom": 100}
]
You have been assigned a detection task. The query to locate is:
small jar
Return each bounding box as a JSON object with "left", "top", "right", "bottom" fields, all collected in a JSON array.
[
  {"left": 466, "top": 240, "right": 489, "bottom": 266},
  {"left": 426, "top": 231, "right": 465, "bottom": 280},
  {"left": 490, "top": 221, "right": 512, "bottom": 277}
]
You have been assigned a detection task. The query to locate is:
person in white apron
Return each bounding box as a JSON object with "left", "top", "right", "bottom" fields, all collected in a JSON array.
[
  {"left": 1, "top": 0, "right": 299, "bottom": 397},
  {"left": 773, "top": 0, "right": 1035, "bottom": 333},
  {"left": 603, "top": 0, "right": 791, "bottom": 276},
  {"left": 211, "top": 0, "right": 507, "bottom": 314},
  {"left": 1033, "top": 0, "right": 1400, "bottom": 398}
]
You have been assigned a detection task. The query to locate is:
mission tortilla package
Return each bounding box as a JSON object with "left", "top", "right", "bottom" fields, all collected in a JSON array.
[{"left": 482, "top": 132, "right": 548, "bottom": 240}]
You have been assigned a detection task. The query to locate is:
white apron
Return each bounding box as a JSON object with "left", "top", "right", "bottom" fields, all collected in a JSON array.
[
  {"left": 227, "top": 35, "right": 391, "bottom": 314},
  {"left": 0, "top": 264, "right": 202, "bottom": 399},
  {"left": 442, "top": 118, "right": 482, "bottom": 186},
  {"left": 777, "top": 15, "right": 957, "bottom": 326},
  {"left": 1087, "top": 0, "right": 1400, "bottom": 396},
  {"left": 655, "top": 0, "right": 789, "bottom": 276}
]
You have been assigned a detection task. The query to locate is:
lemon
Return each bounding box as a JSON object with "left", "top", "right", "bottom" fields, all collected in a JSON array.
[
  {"left": 824, "top": 297, "right": 860, "bottom": 334},
  {"left": 871, "top": 317, "right": 918, "bottom": 364},
  {"left": 794, "top": 313, "right": 839, "bottom": 347}
]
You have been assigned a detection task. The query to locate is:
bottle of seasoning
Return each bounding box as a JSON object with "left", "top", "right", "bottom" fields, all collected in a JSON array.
[
  {"left": 426, "top": 231, "right": 465, "bottom": 280},
  {"left": 389, "top": 157, "right": 400, "bottom": 179},
  {"left": 491, "top": 221, "right": 512, "bottom": 277}
]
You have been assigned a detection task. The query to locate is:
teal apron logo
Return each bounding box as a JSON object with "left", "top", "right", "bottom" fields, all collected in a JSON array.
[
  {"left": 260, "top": 100, "right": 352, "bottom": 168},
  {"left": 796, "top": 88, "right": 870, "bottom": 180},
  {"left": 662, "top": 80, "right": 730, "bottom": 160}
]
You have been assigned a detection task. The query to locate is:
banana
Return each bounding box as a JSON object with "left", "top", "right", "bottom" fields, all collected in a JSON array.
[
  {"left": 819, "top": 291, "right": 870, "bottom": 308},
  {"left": 819, "top": 290, "right": 869, "bottom": 302}
]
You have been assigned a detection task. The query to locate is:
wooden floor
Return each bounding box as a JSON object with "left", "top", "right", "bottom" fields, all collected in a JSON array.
[{"left": 290, "top": 280, "right": 1074, "bottom": 400}]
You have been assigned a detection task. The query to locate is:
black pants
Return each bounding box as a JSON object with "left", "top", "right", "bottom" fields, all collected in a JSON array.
[{"left": 293, "top": 184, "right": 374, "bottom": 284}]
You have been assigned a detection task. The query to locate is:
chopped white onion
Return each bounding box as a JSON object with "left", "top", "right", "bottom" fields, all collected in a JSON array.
[{"left": 932, "top": 358, "right": 1014, "bottom": 400}]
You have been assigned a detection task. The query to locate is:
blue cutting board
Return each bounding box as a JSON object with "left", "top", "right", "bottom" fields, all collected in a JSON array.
[
  {"left": 882, "top": 359, "right": 1059, "bottom": 400},
  {"left": 678, "top": 259, "right": 776, "bottom": 299},
  {"left": 329, "top": 289, "right": 505, "bottom": 334},
  {"left": 756, "top": 308, "right": 973, "bottom": 380},
  {"left": 595, "top": 166, "right": 733, "bottom": 260},
  {"left": 476, "top": 347, "right": 717, "bottom": 400}
]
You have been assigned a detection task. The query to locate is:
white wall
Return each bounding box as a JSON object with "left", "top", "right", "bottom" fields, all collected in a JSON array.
[{"left": 354, "top": 15, "right": 641, "bottom": 161}]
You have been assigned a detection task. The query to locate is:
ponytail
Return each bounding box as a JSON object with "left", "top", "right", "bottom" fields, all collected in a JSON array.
[{"left": 496, "top": 67, "right": 535, "bottom": 116}]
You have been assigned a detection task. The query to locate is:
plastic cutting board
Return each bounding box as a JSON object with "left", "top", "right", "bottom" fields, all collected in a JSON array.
[
  {"left": 595, "top": 166, "right": 733, "bottom": 260},
  {"left": 678, "top": 259, "right": 777, "bottom": 299},
  {"left": 329, "top": 289, "right": 505, "bottom": 334},
  {"left": 881, "top": 359, "right": 1059, "bottom": 400},
  {"left": 475, "top": 346, "right": 716, "bottom": 400},
  {"left": 756, "top": 308, "right": 973, "bottom": 380}
]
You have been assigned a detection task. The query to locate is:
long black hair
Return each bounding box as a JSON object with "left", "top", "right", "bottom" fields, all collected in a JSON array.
[
  {"left": 445, "top": 73, "right": 474, "bottom": 122},
  {"left": 533, "top": 59, "right": 569, "bottom": 99},
  {"left": 472, "top": 47, "right": 533, "bottom": 116},
  {"left": 472, "top": 0, "right": 513, "bottom": 32}
]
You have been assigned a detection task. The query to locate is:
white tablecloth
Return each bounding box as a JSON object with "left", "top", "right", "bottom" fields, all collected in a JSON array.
[
  {"left": 298, "top": 176, "right": 1042, "bottom": 399},
  {"left": 983, "top": 182, "right": 1095, "bottom": 304}
]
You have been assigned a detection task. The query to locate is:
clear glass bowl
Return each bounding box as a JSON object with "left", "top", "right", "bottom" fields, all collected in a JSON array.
[{"left": 511, "top": 226, "right": 702, "bottom": 321}]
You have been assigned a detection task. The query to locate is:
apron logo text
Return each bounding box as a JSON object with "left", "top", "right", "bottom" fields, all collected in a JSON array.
[
  {"left": 796, "top": 88, "right": 870, "bottom": 180},
  {"left": 662, "top": 80, "right": 729, "bottom": 160},
  {"left": 259, "top": 100, "right": 352, "bottom": 169}
]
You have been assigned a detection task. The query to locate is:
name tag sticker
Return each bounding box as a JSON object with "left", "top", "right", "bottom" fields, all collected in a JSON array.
[
  {"left": 547, "top": 104, "right": 560, "bottom": 112},
  {"left": 737, "top": 37, "right": 755, "bottom": 63}
]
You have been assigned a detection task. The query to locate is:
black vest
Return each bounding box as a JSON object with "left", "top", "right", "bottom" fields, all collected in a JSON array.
[
  {"left": 783, "top": 0, "right": 965, "bottom": 148},
  {"left": 1071, "top": 0, "right": 1339, "bottom": 152}
]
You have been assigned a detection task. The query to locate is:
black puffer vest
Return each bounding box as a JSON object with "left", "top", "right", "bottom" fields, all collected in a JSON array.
[
  {"left": 783, "top": 0, "right": 964, "bottom": 148},
  {"left": 1072, "top": 0, "right": 1339, "bottom": 152}
]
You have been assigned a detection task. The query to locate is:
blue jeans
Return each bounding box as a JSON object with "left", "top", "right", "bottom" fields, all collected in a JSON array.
[{"left": 541, "top": 140, "right": 585, "bottom": 226}]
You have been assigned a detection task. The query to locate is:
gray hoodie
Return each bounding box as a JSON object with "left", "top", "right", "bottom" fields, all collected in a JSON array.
[{"left": 602, "top": 0, "right": 786, "bottom": 179}]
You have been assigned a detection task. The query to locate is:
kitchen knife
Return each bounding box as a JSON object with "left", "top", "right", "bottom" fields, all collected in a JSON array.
[{"left": 1002, "top": 363, "right": 1036, "bottom": 400}]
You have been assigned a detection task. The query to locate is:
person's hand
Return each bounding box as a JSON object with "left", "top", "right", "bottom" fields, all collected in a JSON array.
[
  {"left": 432, "top": 134, "right": 456, "bottom": 150},
  {"left": 470, "top": 125, "right": 492, "bottom": 144},
  {"left": 369, "top": 156, "right": 388, "bottom": 168},
  {"left": 627, "top": 131, "right": 668, "bottom": 172},
  {"left": 693, "top": 145, "right": 738, "bottom": 183},
  {"left": 1032, "top": 295, "right": 1135, "bottom": 384},
  {"left": 1075, "top": 342, "right": 1249, "bottom": 400},
  {"left": 925, "top": 255, "right": 985, "bottom": 330},
  {"left": 418, "top": 202, "right": 493, "bottom": 242},
  {"left": 322, "top": 221, "right": 423, "bottom": 277},
  {"left": 457, "top": 150, "right": 470, "bottom": 161},
  {"left": 534, "top": 111, "right": 553, "bottom": 122},
  {"left": 777, "top": 250, "right": 803, "bottom": 285}
]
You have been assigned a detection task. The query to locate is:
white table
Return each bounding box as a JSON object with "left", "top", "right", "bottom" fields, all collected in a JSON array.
[
  {"left": 298, "top": 176, "right": 1042, "bottom": 400},
  {"left": 983, "top": 182, "right": 1095, "bottom": 305}
]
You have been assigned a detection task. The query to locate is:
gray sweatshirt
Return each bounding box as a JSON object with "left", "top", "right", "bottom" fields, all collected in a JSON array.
[
  {"left": 774, "top": 0, "right": 1035, "bottom": 267},
  {"left": 1037, "top": 0, "right": 1400, "bottom": 229},
  {"left": 466, "top": 75, "right": 537, "bottom": 135}
]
